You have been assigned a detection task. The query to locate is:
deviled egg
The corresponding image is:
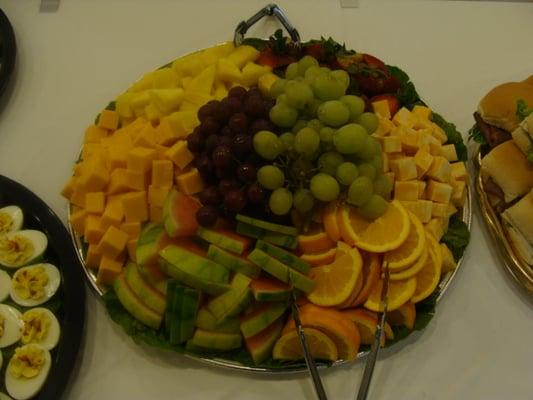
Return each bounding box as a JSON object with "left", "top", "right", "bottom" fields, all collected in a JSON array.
[
  {"left": 10, "top": 264, "right": 60, "bottom": 307},
  {"left": 20, "top": 308, "right": 60, "bottom": 350},
  {"left": 0, "top": 230, "right": 48, "bottom": 269},
  {"left": 0, "top": 393, "right": 14, "bottom": 400},
  {"left": 0, "top": 270, "right": 11, "bottom": 301},
  {"left": 6, "top": 344, "right": 51, "bottom": 400},
  {"left": 0, "top": 304, "right": 23, "bottom": 348},
  {"left": 0, "top": 206, "right": 23, "bottom": 235}
]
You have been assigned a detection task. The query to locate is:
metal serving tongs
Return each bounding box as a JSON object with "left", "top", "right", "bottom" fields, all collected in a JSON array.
[
  {"left": 290, "top": 288, "right": 328, "bottom": 400},
  {"left": 355, "top": 262, "right": 390, "bottom": 400}
]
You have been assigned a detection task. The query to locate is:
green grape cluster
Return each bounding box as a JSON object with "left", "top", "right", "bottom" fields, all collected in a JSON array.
[{"left": 252, "top": 55, "right": 391, "bottom": 220}]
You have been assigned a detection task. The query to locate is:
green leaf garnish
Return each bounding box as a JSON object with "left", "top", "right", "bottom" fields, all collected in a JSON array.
[
  {"left": 516, "top": 99, "right": 533, "bottom": 121},
  {"left": 387, "top": 65, "right": 424, "bottom": 109},
  {"left": 442, "top": 216, "right": 470, "bottom": 261},
  {"left": 431, "top": 113, "right": 468, "bottom": 162},
  {"left": 468, "top": 123, "right": 488, "bottom": 145}
]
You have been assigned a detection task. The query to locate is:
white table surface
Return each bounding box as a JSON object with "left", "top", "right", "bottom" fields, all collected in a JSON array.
[{"left": 0, "top": 1, "right": 532, "bottom": 399}]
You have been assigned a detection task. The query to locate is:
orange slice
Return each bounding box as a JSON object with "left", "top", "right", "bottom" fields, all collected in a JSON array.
[
  {"left": 297, "top": 231, "right": 336, "bottom": 254},
  {"left": 283, "top": 304, "right": 360, "bottom": 360},
  {"left": 337, "top": 271, "right": 364, "bottom": 309},
  {"left": 351, "top": 252, "right": 381, "bottom": 307},
  {"left": 300, "top": 247, "right": 337, "bottom": 267},
  {"left": 272, "top": 327, "right": 338, "bottom": 361},
  {"left": 342, "top": 308, "right": 394, "bottom": 346},
  {"left": 387, "top": 301, "right": 416, "bottom": 330},
  {"left": 364, "top": 275, "right": 417, "bottom": 312},
  {"left": 411, "top": 244, "right": 442, "bottom": 303},
  {"left": 389, "top": 247, "right": 428, "bottom": 281},
  {"left": 307, "top": 242, "right": 363, "bottom": 307},
  {"left": 337, "top": 201, "right": 410, "bottom": 253},
  {"left": 322, "top": 202, "right": 341, "bottom": 242},
  {"left": 383, "top": 211, "right": 426, "bottom": 270},
  {"left": 425, "top": 232, "right": 443, "bottom": 271}
]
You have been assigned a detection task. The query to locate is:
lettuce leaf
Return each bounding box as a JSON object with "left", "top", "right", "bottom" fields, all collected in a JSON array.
[
  {"left": 431, "top": 113, "right": 468, "bottom": 162},
  {"left": 442, "top": 216, "right": 471, "bottom": 261},
  {"left": 387, "top": 65, "right": 424, "bottom": 109},
  {"left": 516, "top": 99, "right": 533, "bottom": 121}
]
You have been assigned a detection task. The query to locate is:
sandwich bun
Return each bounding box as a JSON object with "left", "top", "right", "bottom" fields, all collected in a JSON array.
[{"left": 502, "top": 190, "right": 533, "bottom": 265}]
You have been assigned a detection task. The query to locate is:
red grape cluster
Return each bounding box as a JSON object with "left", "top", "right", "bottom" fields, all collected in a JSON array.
[{"left": 187, "top": 86, "right": 277, "bottom": 227}]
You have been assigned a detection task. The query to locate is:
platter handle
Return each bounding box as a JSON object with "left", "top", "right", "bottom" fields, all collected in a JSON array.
[{"left": 234, "top": 3, "right": 301, "bottom": 46}]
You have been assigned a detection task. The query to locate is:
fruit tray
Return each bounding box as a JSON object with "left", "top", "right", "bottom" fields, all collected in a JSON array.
[
  {"left": 473, "top": 150, "right": 533, "bottom": 293},
  {"left": 65, "top": 4, "right": 472, "bottom": 373}
]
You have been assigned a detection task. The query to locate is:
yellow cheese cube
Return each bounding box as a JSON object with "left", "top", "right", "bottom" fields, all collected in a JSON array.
[
  {"left": 425, "top": 218, "right": 447, "bottom": 242},
  {"left": 417, "top": 181, "right": 426, "bottom": 199},
  {"left": 411, "top": 105, "right": 432, "bottom": 121},
  {"left": 132, "top": 123, "right": 156, "bottom": 148},
  {"left": 392, "top": 107, "right": 416, "bottom": 128},
  {"left": 394, "top": 181, "right": 419, "bottom": 201},
  {"left": 416, "top": 128, "right": 433, "bottom": 148},
  {"left": 96, "top": 254, "right": 125, "bottom": 286},
  {"left": 122, "top": 191, "right": 148, "bottom": 223},
  {"left": 97, "top": 109, "right": 120, "bottom": 131},
  {"left": 372, "top": 100, "right": 391, "bottom": 119},
  {"left": 374, "top": 118, "right": 395, "bottom": 137},
  {"left": 382, "top": 152, "right": 390, "bottom": 173},
  {"left": 127, "top": 240, "right": 137, "bottom": 262},
  {"left": 414, "top": 148, "right": 434, "bottom": 178},
  {"left": 175, "top": 168, "right": 204, "bottom": 195},
  {"left": 85, "top": 215, "right": 105, "bottom": 245},
  {"left": 217, "top": 58, "right": 242, "bottom": 83},
  {"left": 258, "top": 73, "right": 279, "bottom": 96},
  {"left": 148, "top": 185, "right": 171, "bottom": 207},
  {"left": 427, "top": 156, "right": 451, "bottom": 183},
  {"left": 125, "top": 169, "right": 148, "bottom": 192},
  {"left": 430, "top": 122, "right": 448, "bottom": 144},
  {"left": 400, "top": 128, "right": 419, "bottom": 155},
  {"left": 97, "top": 225, "right": 129, "bottom": 259},
  {"left": 107, "top": 168, "right": 130, "bottom": 195},
  {"left": 151, "top": 160, "right": 174, "bottom": 188},
  {"left": 84, "top": 125, "right": 108, "bottom": 143},
  {"left": 150, "top": 88, "right": 184, "bottom": 113},
  {"left": 450, "top": 162, "right": 468, "bottom": 181},
  {"left": 165, "top": 140, "right": 194, "bottom": 169},
  {"left": 451, "top": 179, "right": 466, "bottom": 207},
  {"left": 85, "top": 244, "right": 102, "bottom": 269},
  {"left": 400, "top": 200, "right": 433, "bottom": 223},
  {"left": 100, "top": 199, "right": 124, "bottom": 230},
  {"left": 382, "top": 136, "right": 402, "bottom": 153},
  {"left": 390, "top": 157, "right": 417, "bottom": 181},
  {"left": 152, "top": 67, "right": 177, "bottom": 89},
  {"left": 440, "top": 144, "right": 458, "bottom": 162},
  {"left": 61, "top": 176, "right": 77, "bottom": 200},
  {"left": 431, "top": 202, "right": 449, "bottom": 218},
  {"left": 149, "top": 204, "right": 164, "bottom": 223},
  {"left": 227, "top": 45, "right": 260, "bottom": 69},
  {"left": 69, "top": 208, "right": 87, "bottom": 236},
  {"left": 441, "top": 243, "right": 456, "bottom": 272},
  {"left": 85, "top": 192, "right": 106, "bottom": 214},
  {"left": 448, "top": 203, "right": 458, "bottom": 217},
  {"left": 120, "top": 222, "right": 141, "bottom": 241},
  {"left": 127, "top": 147, "right": 157, "bottom": 173},
  {"left": 427, "top": 134, "right": 442, "bottom": 156},
  {"left": 426, "top": 180, "right": 453, "bottom": 203},
  {"left": 241, "top": 63, "right": 272, "bottom": 87}
]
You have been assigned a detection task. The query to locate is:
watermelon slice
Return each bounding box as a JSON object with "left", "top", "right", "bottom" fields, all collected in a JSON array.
[
  {"left": 245, "top": 318, "right": 284, "bottom": 364},
  {"left": 163, "top": 189, "right": 201, "bottom": 237},
  {"left": 250, "top": 275, "right": 292, "bottom": 302}
]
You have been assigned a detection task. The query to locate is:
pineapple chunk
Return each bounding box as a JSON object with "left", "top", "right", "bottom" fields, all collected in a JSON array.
[
  {"left": 152, "top": 68, "right": 177, "bottom": 89},
  {"left": 150, "top": 88, "right": 184, "bottom": 114},
  {"left": 258, "top": 72, "right": 279, "bottom": 96},
  {"left": 241, "top": 62, "right": 272, "bottom": 87},
  {"left": 227, "top": 45, "right": 260, "bottom": 69},
  {"left": 217, "top": 58, "right": 242, "bottom": 84},
  {"left": 188, "top": 65, "right": 216, "bottom": 94}
]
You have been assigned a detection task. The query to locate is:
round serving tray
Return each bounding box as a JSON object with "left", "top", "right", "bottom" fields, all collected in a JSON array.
[{"left": 474, "top": 150, "right": 533, "bottom": 293}]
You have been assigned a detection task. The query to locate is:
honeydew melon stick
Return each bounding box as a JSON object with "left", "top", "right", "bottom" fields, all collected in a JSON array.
[
  {"left": 189, "top": 329, "right": 242, "bottom": 351},
  {"left": 236, "top": 214, "right": 299, "bottom": 236},
  {"left": 207, "top": 244, "right": 261, "bottom": 278},
  {"left": 196, "top": 227, "right": 250, "bottom": 254},
  {"left": 247, "top": 249, "right": 316, "bottom": 294},
  {"left": 255, "top": 240, "right": 311, "bottom": 274},
  {"left": 195, "top": 307, "right": 241, "bottom": 334},
  {"left": 179, "top": 288, "right": 201, "bottom": 343},
  {"left": 236, "top": 222, "right": 298, "bottom": 249}
]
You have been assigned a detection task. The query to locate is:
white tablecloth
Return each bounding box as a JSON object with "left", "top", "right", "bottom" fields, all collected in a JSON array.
[{"left": 1, "top": 1, "right": 532, "bottom": 399}]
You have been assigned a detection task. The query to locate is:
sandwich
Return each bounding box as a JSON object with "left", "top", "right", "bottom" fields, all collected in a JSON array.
[{"left": 502, "top": 190, "right": 533, "bottom": 265}]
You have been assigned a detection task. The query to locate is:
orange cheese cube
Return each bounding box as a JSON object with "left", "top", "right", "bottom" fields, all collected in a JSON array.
[
  {"left": 127, "top": 240, "right": 137, "bottom": 262},
  {"left": 84, "top": 125, "right": 108, "bottom": 143},
  {"left": 450, "top": 162, "right": 467, "bottom": 181},
  {"left": 121, "top": 191, "right": 148, "bottom": 223},
  {"left": 175, "top": 168, "right": 204, "bottom": 195},
  {"left": 417, "top": 181, "right": 427, "bottom": 199},
  {"left": 155, "top": 118, "right": 181, "bottom": 146},
  {"left": 394, "top": 181, "right": 419, "bottom": 201},
  {"left": 97, "top": 225, "right": 129, "bottom": 259},
  {"left": 149, "top": 204, "right": 163, "bottom": 223},
  {"left": 151, "top": 160, "right": 174, "bottom": 188},
  {"left": 69, "top": 208, "right": 87, "bottom": 236},
  {"left": 382, "top": 136, "right": 402, "bottom": 153},
  {"left": 154, "top": 144, "right": 171, "bottom": 161},
  {"left": 85, "top": 215, "right": 105, "bottom": 245},
  {"left": 431, "top": 202, "right": 449, "bottom": 218},
  {"left": 427, "top": 156, "right": 451, "bottom": 183},
  {"left": 127, "top": 147, "right": 157, "bottom": 173},
  {"left": 165, "top": 140, "right": 194, "bottom": 169},
  {"left": 107, "top": 168, "right": 130, "bottom": 195},
  {"left": 125, "top": 169, "right": 148, "bottom": 192},
  {"left": 85, "top": 192, "right": 106, "bottom": 214},
  {"left": 372, "top": 100, "right": 391, "bottom": 119},
  {"left": 85, "top": 244, "right": 102, "bottom": 269},
  {"left": 81, "top": 143, "right": 105, "bottom": 160},
  {"left": 425, "top": 218, "right": 446, "bottom": 241},
  {"left": 120, "top": 222, "right": 141, "bottom": 240},
  {"left": 440, "top": 144, "right": 458, "bottom": 162},
  {"left": 411, "top": 105, "right": 432, "bottom": 121},
  {"left": 97, "top": 109, "right": 120, "bottom": 131},
  {"left": 426, "top": 180, "right": 453, "bottom": 203},
  {"left": 451, "top": 179, "right": 466, "bottom": 207},
  {"left": 96, "top": 254, "right": 125, "bottom": 286},
  {"left": 61, "top": 176, "right": 77, "bottom": 200},
  {"left": 79, "top": 162, "right": 110, "bottom": 192},
  {"left": 132, "top": 123, "right": 156, "bottom": 148},
  {"left": 414, "top": 148, "right": 434, "bottom": 178},
  {"left": 148, "top": 185, "right": 170, "bottom": 207},
  {"left": 108, "top": 146, "right": 129, "bottom": 169},
  {"left": 400, "top": 200, "right": 433, "bottom": 223},
  {"left": 392, "top": 107, "right": 416, "bottom": 128},
  {"left": 70, "top": 185, "right": 88, "bottom": 208},
  {"left": 100, "top": 199, "right": 124, "bottom": 230},
  {"left": 390, "top": 157, "right": 417, "bottom": 181}
]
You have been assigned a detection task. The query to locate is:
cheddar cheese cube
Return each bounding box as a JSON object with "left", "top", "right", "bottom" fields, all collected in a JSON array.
[
  {"left": 84, "top": 125, "right": 108, "bottom": 143},
  {"left": 400, "top": 200, "right": 433, "bottom": 223},
  {"left": 148, "top": 185, "right": 170, "bottom": 207},
  {"left": 382, "top": 136, "right": 402, "bottom": 153},
  {"left": 97, "top": 109, "right": 120, "bottom": 131},
  {"left": 158, "top": 113, "right": 188, "bottom": 142},
  {"left": 417, "top": 181, "right": 427, "bottom": 199},
  {"left": 70, "top": 185, "right": 88, "bottom": 208},
  {"left": 61, "top": 176, "right": 77, "bottom": 200},
  {"left": 400, "top": 129, "right": 419, "bottom": 155},
  {"left": 120, "top": 222, "right": 141, "bottom": 240},
  {"left": 411, "top": 105, "right": 432, "bottom": 121},
  {"left": 127, "top": 240, "right": 137, "bottom": 262},
  {"left": 108, "top": 145, "right": 129, "bottom": 169},
  {"left": 450, "top": 162, "right": 468, "bottom": 181},
  {"left": 69, "top": 208, "right": 88, "bottom": 236},
  {"left": 107, "top": 168, "right": 130, "bottom": 195},
  {"left": 122, "top": 191, "right": 148, "bottom": 223},
  {"left": 79, "top": 162, "right": 110, "bottom": 192},
  {"left": 85, "top": 215, "right": 105, "bottom": 245},
  {"left": 372, "top": 100, "right": 391, "bottom": 119},
  {"left": 390, "top": 157, "right": 417, "bottom": 181},
  {"left": 130, "top": 91, "right": 151, "bottom": 112},
  {"left": 175, "top": 168, "right": 204, "bottom": 195},
  {"left": 427, "top": 156, "right": 451, "bottom": 183},
  {"left": 165, "top": 140, "right": 194, "bottom": 170},
  {"left": 85, "top": 244, "right": 102, "bottom": 269},
  {"left": 427, "top": 134, "right": 442, "bottom": 156},
  {"left": 151, "top": 160, "right": 174, "bottom": 188},
  {"left": 100, "top": 199, "right": 124, "bottom": 230},
  {"left": 374, "top": 118, "right": 395, "bottom": 137},
  {"left": 451, "top": 179, "right": 466, "bottom": 207},
  {"left": 431, "top": 202, "right": 449, "bottom": 218},
  {"left": 426, "top": 180, "right": 453, "bottom": 203},
  {"left": 392, "top": 107, "right": 416, "bottom": 128},
  {"left": 85, "top": 192, "right": 106, "bottom": 214},
  {"left": 96, "top": 254, "right": 124, "bottom": 286},
  {"left": 125, "top": 169, "right": 148, "bottom": 192},
  {"left": 97, "top": 225, "right": 129, "bottom": 259},
  {"left": 132, "top": 123, "right": 156, "bottom": 148},
  {"left": 430, "top": 122, "right": 448, "bottom": 144},
  {"left": 440, "top": 144, "right": 458, "bottom": 162},
  {"left": 414, "top": 148, "right": 434, "bottom": 178},
  {"left": 149, "top": 204, "right": 163, "bottom": 223},
  {"left": 127, "top": 147, "right": 157, "bottom": 173},
  {"left": 394, "top": 181, "right": 419, "bottom": 201},
  {"left": 448, "top": 203, "right": 458, "bottom": 217}
]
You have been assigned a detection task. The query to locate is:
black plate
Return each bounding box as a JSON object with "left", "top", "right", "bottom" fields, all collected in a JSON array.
[
  {"left": 0, "top": 175, "right": 85, "bottom": 400},
  {"left": 0, "top": 8, "right": 16, "bottom": 98}
]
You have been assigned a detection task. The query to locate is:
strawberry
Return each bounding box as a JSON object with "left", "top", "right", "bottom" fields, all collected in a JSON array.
[
  {"left": 256, "top": 49, "right": 296, "bottom": 69},
  {"left": 303, "top": 43, "right": 325, "bottom": 61},
  {"left": 370, "top": 94, "right": 400, "bottom": 116},
  {"left": 362, "top": 54, "right": 386, "bottom": 70}
]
